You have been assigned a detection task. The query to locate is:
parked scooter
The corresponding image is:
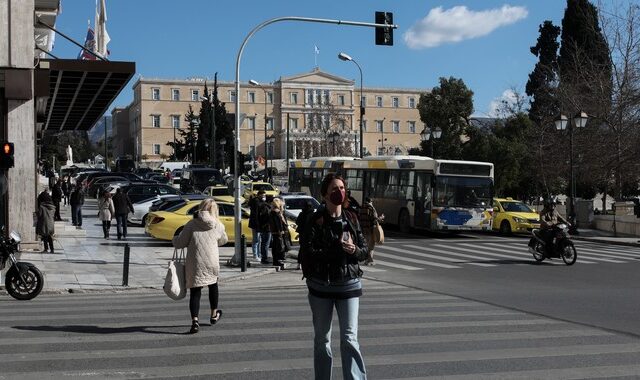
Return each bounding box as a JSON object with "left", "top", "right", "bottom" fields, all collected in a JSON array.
[
  {"left": 1, "top": 229, "right": 44, "bottom": 300},
  {"left": 528, "top": 223, "right": 577, "bottom": 265}
]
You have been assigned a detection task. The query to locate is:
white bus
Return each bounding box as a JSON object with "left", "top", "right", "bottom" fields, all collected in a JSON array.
[{"left": 289, "top": 156, "right": 494, "bottom": 232}]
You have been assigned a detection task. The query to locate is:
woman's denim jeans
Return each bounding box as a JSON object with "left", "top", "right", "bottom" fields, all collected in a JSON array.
[{"left": 308, "top": 293, "right": 366, "bottom": 380}]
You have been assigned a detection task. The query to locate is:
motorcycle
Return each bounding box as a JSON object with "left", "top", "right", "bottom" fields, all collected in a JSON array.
[
  {"left": 528, "top": 223, "right": 577, "bottom": 265},
  {"left": 0, "top": 230, "right": 44, "bottom": 300}
]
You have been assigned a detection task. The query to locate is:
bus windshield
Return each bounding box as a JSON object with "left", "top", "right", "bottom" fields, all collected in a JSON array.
[{"left": 434, "top": 176, "right": 493, "bottom": 207}]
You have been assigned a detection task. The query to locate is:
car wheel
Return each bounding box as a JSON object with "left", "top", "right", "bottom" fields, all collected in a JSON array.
[
  {"left": 499, "top": 220, "right": 512, "bottom": 235},
  {"left": 141, "top": 213, "right": 148, "bottom": 227}
]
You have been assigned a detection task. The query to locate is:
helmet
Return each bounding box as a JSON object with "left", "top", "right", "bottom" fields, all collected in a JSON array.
[{"left": 543, "top": 197, "right": 557, "bottom": 208}]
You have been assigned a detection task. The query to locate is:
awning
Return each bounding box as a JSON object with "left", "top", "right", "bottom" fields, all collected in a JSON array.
[{"left": 37, "top": 59, "right": 135, "bottom": 131}]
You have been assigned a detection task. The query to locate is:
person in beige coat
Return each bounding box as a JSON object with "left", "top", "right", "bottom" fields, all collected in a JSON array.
[
  {"left": 98, "top": 190, "right": 115, "bottom": 239},
  {"left": 173, "top": 198, "right": 228, "bottom": 334}
]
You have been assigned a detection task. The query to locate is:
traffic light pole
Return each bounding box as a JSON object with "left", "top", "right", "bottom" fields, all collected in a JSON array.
[{"left": 231, "top": 15, "right": 398, "bottom": 270}]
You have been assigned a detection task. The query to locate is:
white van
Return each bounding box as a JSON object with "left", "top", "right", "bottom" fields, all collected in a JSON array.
[{"left": 159, "top": 161, "right": 190, "bottom": 172}]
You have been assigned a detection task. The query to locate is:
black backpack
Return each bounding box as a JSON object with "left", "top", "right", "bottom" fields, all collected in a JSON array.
[{"left": 257, "top": 202, "right": 271, "bottom": 228}]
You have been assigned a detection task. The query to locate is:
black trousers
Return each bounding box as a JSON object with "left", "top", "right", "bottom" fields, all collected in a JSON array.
[
  {"left": 102, "top": 220, "right": 111, "bottom": 238},
  {"left": 54, "top": 201, "right": 61, "bottom": 220},
  {"left": 189, "top": 283, "right": 219, "bottom": 319},
  {"left": 42, "top": 235, "right": 54, "bottom": 252}
]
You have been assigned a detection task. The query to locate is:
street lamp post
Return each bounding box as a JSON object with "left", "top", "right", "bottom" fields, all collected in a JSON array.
[
  {"left": 266, "top": 134, "right": 275, "bottom": 182},
  {"left": 555, "top": 111, "right": 588, "bottom": 230},
  {"left": 249, "top": 80, "right": 269, "bottom": 175},
  {"left": 328, "top": 131, "right": 340, "bottom": 155},
  {"left": 338, "top": 52, "right": 364, "bottom": 158},
  {"left": 220, "top": 138, "right": 226, "bottom": 172},
  {"left": 420, "top": 127, "right": 443, "bottom": 158}
]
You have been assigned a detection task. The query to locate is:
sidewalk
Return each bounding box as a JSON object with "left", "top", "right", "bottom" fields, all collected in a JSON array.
[
  {"left": 571, "top": 228, "right": 640, "bottom": 247},
  {"left": 12, "top": 198, "right": 276, "bottom": 294}
]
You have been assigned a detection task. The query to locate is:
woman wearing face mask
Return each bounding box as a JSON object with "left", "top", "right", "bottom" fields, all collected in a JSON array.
[{"left": 303, "top": 173, "right": 369, "bottom": 380}]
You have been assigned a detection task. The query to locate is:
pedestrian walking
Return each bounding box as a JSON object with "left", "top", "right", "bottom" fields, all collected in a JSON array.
[
  {"left": 269, "top": 197, "right": 289, "bottom": 270},
  {"left": 98, "top": 190, "right": 115, "bottom": 239},
  {"left": 358, "top": 197, "right": 384, "bottom": 266},
  {"left": 51, "top": 179, "right": 63, "bottom": 221},
  {"left": 303, "top": 173, "right": 368, "bottom": 380},
  {"left": 61, "top": 176, "right": 71, "bottom": 206},
  {"left": 172, "top": 198, "right": 228, "bottom": 334},
  {"left": 36, "top": 190, "right": 56, "bottom": 253},
  {"left": 248, "top": 191, "right": 266, "bottom": 260},
  {"left": 295, "top": 201, "right": 315, "bottom": 270},
  {"left": 112, "top": 188, "right": 134, "bottom": 240},
  {"left": 69, "top": 184, "right": 85, "bottom": 229},
  {"left": 257, "top": 193, "right": 272, "bottom": 264}
]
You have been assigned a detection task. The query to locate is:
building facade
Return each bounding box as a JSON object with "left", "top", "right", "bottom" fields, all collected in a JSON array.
[{"left": 124, "top": 68, "right": 427, "bottom": 162}]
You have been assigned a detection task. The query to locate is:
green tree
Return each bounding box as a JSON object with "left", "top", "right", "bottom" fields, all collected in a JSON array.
[
  {"left": 417, "top": 77, "right": 474, "bottom": 159},
  {"left": 168, "top": 105, "right": 199, "bottom": 162},
  {"left": 197, "top": 74, "right": 234, "bottom": 169},
  {"left": 526, "top": 20, "right": 561, "bottom": 126},
  {"left": 41, "top": 131, "right": 93, "bottom": 170}
]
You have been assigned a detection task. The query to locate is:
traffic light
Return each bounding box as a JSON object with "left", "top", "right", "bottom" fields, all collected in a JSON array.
[
  {"left": 375, "top": 11, "right": 393, "bottom": 46},
  {"left": 0, "top": 142, "right": 14, "bottom": 169}
]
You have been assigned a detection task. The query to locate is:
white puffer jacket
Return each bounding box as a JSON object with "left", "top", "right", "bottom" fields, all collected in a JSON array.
[{"left": 172, "top": 210, "right": 228, "bottom": 288}]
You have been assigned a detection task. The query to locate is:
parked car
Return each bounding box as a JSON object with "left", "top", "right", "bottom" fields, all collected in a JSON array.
[
  {"left": 135, "top": 167, "right": 153, "bottom": 177},
  {"left": 180, "top": 168, "right": 223, "bottom": 193},
  {"left": 107, "top": 182, "right": 181, "bottom": 204},
  {"left": 128, "top": 194, "right": 180, "bottom": 226},
  {"left": 149, "top": 174, "right": 171, "bottom": 184},
  {"left": 242, "top": 181, "right": 280, "bottom": 200},
  {"left": 492, "top": 197, "right": 541, "bottom": 234},
  {"left": 82, "top": 172, "right": 143, "bottom": 187},
  {"left": 148, "top": 194, "right": 209, "bottom": 215},
  {"left": 145, "top": 200, "right": 298, "bottom": 244},
  {"left": 280, "top": 193, "right": 320, "bottom": 219},
  {"left": 87, "top": 176, "right": 128, "bottom": 197},
  {"left": 170, "top": 169, "right": 183, "bottom": 189}
]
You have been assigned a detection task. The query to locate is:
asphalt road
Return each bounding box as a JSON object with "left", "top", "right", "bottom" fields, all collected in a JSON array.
[{"left": 363, "top": 230, "right": 640, "bottom": 338}]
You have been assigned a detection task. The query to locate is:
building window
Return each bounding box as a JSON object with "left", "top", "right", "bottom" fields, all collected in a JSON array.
[
  {"left": 191, "top": 89, "right": 199, "bottom": 101},
  {"left": 376, "top": 120, "right": 383, "bottom": 132},
  {"left": 289, "top": 118, "right": 298, "bottom": 129},
  {"left": 392, "top": 97, "right": 399, "bottom": 108},
  {"left": 323, "top": 90, "right": 330, "bottom": 104},
  {"left": 361, "top": 95, "right": 366, "bottom": 107},
  {"left": 267, "top": 118, "right": 274, "bottom": 130},
  {"left": 172, "top": 115, "right": 180, "bottom": 129},
  {"left": 362, "top": 120, "right": 367, "bottom": 132},
  {"left": 307, "top": 90, "right": 314, "bottom": 105},
  {"left": 392, "top": 120, "right": 400, "bottom": 133},
  {"left": 376, "top": 96, "right": 383, "bottom": 107},
  {"left": 248, "top": 91, "right": 256, "bottom": 103},
  {"left": 338, "top": 95, "right": 345, "bottom": 106},
  {"left": 338, "top": 119, "right": 346, "bottom": 130},
  {"left": 290, "top": 92, "right": 298, "bottom": 104},
  {"left": 153, "top": 144, "right": 161, "bottom": 155},
  {"left": 249, "top": 145, "right": 255, "bottom": 157},
  {"left": 247, "top": 117, "right": 256, "bottom": 130},
  {"left": 229, "top": 90, "right": 236, "bottom": 102},
  {"left": 377, "top": 147, "right": 385, "bottom": 156},
  {"left": 267, "top": 92, "right": 274, "bottom": 104},
  {"left": 409, "top": 97, "right": 415, "bottom": 108},
  {"left": 408, "top": 121, "right": 416, "bottom": 133},
  {"left": 172, "top": 88, "right": 180, "bottom": 101},
  {"left": 152, "top": 115, "right": 160, "bottom": 128},
  {"left": 151, "top": 88, "right": 160, "bottom": 100}
]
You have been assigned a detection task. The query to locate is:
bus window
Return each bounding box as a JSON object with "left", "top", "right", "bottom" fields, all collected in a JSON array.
[
  {"left": 345, "top": 169, "right": 363, "bottom": 191},
  {"left": 385, "top": 171, "right": 399, "bottom": 198},
  {"left": 399, "top": 171, "right": 414, "bottom": 200}
]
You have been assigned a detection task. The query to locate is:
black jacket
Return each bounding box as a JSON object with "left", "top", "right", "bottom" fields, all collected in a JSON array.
[
  {"left": 303, "top": 207, "right": 368, "bottom": 283},
  {"left": 70, "top": 188, "right": 85, "bottom": 206},
  {"left": 112, "top": 192, "right": 134, "bottom": 215},
  {"left": 51, "top": 184, "right": 63, "bottom": 202}
]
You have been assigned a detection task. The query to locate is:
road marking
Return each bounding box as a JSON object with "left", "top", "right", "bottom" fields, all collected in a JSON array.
[
  {"left": 573, "top": 247, "right": 635, "bottom": 261},
  {"left": 362, "top": 255, "right": 424, "bottom": 270},
  {"left": 457, "top": 243, "right": 575, "bottom": 265},
  {"left": 401, "top": 244, "right": 496, "bottom": 267},
  {"left": 375, "top": 247, "right": 462, "bottom": 269},
  {"left": 580, "top": 245, "right": 640, "bottom": 259},
  {"left": 483, "top": 242, "right": 617, "bottom": 263}
]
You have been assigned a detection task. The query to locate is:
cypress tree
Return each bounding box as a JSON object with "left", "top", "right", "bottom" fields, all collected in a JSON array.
[{"left": 526, "top": 20, "right": 561, "bottom": 126}]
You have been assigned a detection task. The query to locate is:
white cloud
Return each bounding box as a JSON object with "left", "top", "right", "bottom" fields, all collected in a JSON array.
[
  {"left": 487, "top": 89, "right": 518, "bottom": 117},
  {"left": 403, "top": 5, "right": 528, "bottom": 49}
]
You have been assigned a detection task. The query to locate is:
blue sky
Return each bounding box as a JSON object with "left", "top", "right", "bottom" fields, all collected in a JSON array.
[{"left": 51, "top": 0, "right": 567, "bottom": 117}]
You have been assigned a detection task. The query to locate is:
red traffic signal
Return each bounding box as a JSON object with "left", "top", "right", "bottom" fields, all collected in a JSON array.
[{"left": 0, "top": 142, "right": 14, "bottom": 169}]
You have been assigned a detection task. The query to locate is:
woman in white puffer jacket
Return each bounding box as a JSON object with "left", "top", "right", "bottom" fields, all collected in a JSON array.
[{"left": 173, "top": 198, "right": 228, "bottom": 334}]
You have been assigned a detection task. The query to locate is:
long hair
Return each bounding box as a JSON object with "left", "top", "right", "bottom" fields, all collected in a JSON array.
[
  {"left": 199, "top": 198, "right": 220, "bottom": 220},
  {"left": 320, "top": 172, "right": 346, "bottom": 197}
]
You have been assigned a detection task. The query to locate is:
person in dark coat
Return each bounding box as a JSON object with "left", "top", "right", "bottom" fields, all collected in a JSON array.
[
  {"left": 61, "top": 176, "right": 71, "bottom": 206},
  {"left": 268, "top": 197, "right": 289, "bottom": 270},
  {"left": 36, "top": 190, "right": 56, "bottom": 253},
  {"left": 69, "top": 184, "right": 85, "bottom": 229},
  {"left": 295, "top": 201, "right": 315, "bottom": 270},
  {"left": 112, "top": 187, "right": 134, "bottom": 240},
  {"left": 51, "top": 179, "right": 63, "bottom": 221}
]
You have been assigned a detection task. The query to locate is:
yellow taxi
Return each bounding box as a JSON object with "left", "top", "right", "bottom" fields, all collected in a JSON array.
[
  {"left": 492, "top": 197, "right": 540, "bottom": 234},
  {"left": 145, "top": 200, "right": 298, "bottom": 243},
  {"left": 242, "top": 182, "right": 280, "bottom": 200},
  {"left": 202, "top": 185, "right": 244, "bottom": 204}
]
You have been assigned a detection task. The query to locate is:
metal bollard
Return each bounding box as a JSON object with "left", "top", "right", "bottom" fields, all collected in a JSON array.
[
  {"left": 122, "top": 243, "right": 130, "bottom": 286},
  {"left": 240, "top": 234, "right": 246, "bottom": 272}
]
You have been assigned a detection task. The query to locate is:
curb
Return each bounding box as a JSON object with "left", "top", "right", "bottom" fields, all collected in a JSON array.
[{"left": 572, "top": 236, "right": 640, "bottom": 247}]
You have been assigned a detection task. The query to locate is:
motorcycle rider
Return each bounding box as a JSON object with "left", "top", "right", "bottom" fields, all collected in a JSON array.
[{"left": 539, "top": 197, "right": 570, "bottom": 254}]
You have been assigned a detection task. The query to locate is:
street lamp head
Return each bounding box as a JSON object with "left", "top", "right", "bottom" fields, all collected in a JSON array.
[
  {"left": 574, "top": 111, "right": 588, "bottom": 128},
  {"left": 338, "top": 52, "right": 352, "bottom": 62},
  {"left": 248, "top": 79, "right": 260, "bottom": 86},
  {"left": 555, "top": 114, "right": 568, "bottom": 131},
  {"left": 420, "top": 128, "right": 431, "bottom": 142},
  {"left": 433, "top": 127, "right": 443, "bottom": 140}
]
